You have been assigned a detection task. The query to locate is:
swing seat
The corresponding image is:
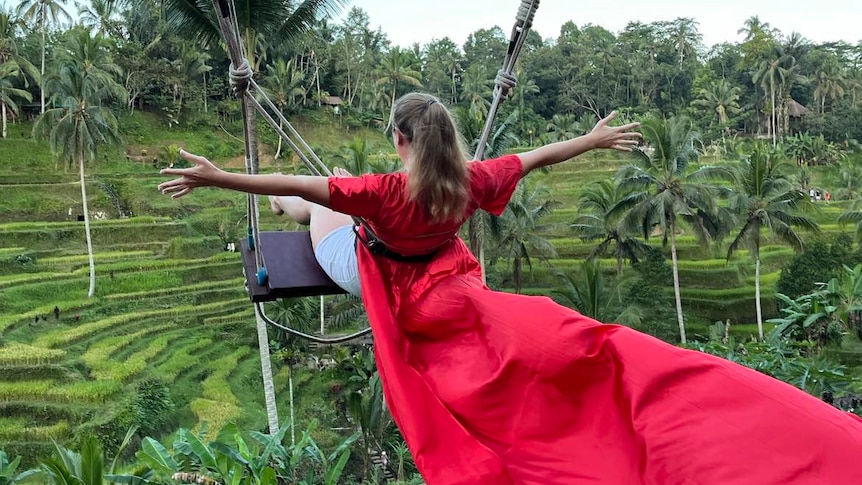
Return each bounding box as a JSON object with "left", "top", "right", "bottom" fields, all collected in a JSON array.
[{"left": 240, "top": 231, "right": 346, "bottom": 302}]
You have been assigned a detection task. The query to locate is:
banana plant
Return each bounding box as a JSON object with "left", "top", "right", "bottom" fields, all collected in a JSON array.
[
  {"left": 0, "top": 451, "right": 39, "bottom": 485},
  {"left": 136, "top": 419, "right": 358, "bottom": 485},
  {"left": 40, "top": 428, "right": 148, "bottom": 485}
]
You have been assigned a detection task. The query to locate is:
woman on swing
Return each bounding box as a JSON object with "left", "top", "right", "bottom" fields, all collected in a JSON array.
[{"left": 160, "top": 92, "right": 862, "bottom": 484}]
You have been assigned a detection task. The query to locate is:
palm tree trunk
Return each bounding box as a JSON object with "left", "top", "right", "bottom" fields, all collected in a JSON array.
[
  {"left": 755, "top": 251, "right": 764, "bottom": 340},
  {"left": 255, "top": 310, "right": 279, "bottom": 434},
  {"left": 203, "top": 71, "right": 208, "bottom": 113},
  {"left": 513, "top": 256, "right": 522, "bottom": 294},
  {"left": 242, "top": 79, "right": 280, "bottom": 433},
  {"left": 40, "top": 12, "right": 46, "bottom": 114},
  {"left": 274, "top": 118, "right": 284, "bottom": 159},
  {"left": 769, "top": 81, "right": 778, "bottom": 146},
  {"left": 2, "top": 103, "right": 7, "bottom": 139},
  {"left": 289, "top": 367, "right": 296, "bottom": 446},
  {"left": 669, "top": 220, "right": 686, "bottom": 343},
  {"left": 79, "top": 145, "right": 96, "bottom": 298},
  {"left": 468, "top": 215, "right": 486, "bottom": 283}
]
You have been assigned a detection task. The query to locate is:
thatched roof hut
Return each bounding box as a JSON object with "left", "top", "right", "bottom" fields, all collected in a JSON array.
[
  {"left": 786, "top": 99, "right": 810, "bottom": 117},
  {"left": 322, "top": 96, "right": 344, "bottom": 107}
]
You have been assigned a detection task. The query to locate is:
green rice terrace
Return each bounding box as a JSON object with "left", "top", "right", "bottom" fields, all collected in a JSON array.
[{"left": 2, "top": 110, "right": 862, "bottom": 478}]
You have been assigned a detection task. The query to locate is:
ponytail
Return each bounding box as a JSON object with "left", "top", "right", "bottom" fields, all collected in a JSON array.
[{"left": 392, "top": 93, "right": 469, "bottom": 223}]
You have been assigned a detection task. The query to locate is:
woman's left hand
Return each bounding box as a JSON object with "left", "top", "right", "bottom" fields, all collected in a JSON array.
[{"left": 158, "top": 150, "right": 222, "bottom": 198}]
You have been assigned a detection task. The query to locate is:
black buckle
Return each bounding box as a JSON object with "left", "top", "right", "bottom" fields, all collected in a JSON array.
[{"left": 352, "top": 225, "right": 436, "bottom": 263}]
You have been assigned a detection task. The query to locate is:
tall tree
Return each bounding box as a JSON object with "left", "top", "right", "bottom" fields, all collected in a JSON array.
[
  {"left": 33, "top": 28, "right": 125, "bottom": 299},
  {"left": 691, "top": 78, "right": 741, "bottom": 139},
  {"left": 376, "top": 46, "right": 422, "bottom": 124},
  {"left": 813, "top": 62, "right": 846, "bottom": 114},
  {"left": 423, "top": 37, "right": 462, "bottom": 104},
  {"left": 490, "top": 182, "right": 559, "bottom": 294},
  {"left": 753, "top": 46, "right": 793, "bottom": 145},
  {"left": 16, "top": 0, "right": 71, "bottom": 113},
  {"left": 161, "top": 0, "right": 349, "bottom": 435},
  {"left": 615, "top": 116, "right": 726, "bottom": 343},
  {"left": 0, "top": 60, "right": 33, "bottom": 138},
  {"left": 553, "top": 258, "right": 642, "bottom": 326},
  {"left": 726, "top": 145, "right": 818, "bottom": 339},
  {"left": 571, "top": 179, "right": 651, "bottom": 275},
  {"left": 0, "top": 11, "right": 37, "bottom": 139},
  {"left": 262, "top": 57, "right": 305, "bottom": 159},
  {"left": 78, "top": 0, "right": 121, "bottom": 37}
]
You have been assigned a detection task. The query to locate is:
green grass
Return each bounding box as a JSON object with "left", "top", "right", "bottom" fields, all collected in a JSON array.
[{"left": 1, "top": 109, "right": 859, "bottom": 464}]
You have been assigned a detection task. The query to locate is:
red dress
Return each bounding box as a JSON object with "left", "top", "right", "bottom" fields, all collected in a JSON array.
[{"left": 328, "top": 155, "right": 862, "bottom": 485}]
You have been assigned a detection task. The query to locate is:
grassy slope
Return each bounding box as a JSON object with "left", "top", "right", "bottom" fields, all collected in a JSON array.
[
  {"left": 0, "top": 109, "right": 859, "bottom": 462},
  {"left": 0, "top": 110, "right": 390, "bottom": 463}
]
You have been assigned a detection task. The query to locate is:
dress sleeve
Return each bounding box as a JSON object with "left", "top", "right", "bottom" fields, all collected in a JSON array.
[
  {"left": 472, "top": 154, "right": 523, "bottom": 216},
  {"left": 328, "top": 173, "right": 388, "bottom": 219}
]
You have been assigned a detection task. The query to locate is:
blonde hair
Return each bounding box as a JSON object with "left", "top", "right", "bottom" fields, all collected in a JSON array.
[{"left": 392, "top": 93, "right": 469, "bottom": 223}]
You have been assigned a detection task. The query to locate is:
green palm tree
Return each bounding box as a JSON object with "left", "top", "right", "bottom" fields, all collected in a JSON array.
[
  {"left": 553, "top": 257, "right": 642, "bottom": 326},
  {"left": 737, "top": 15, "right": 772, "bottom": 42},
  {"left": 162, "top": 0, "right": 349, "bottom": 435},
  {"left": 836, "top": 161, "right": 862, "bottom": 200},
  {"left": 813, "top": 63, "right": 846, "bottom": 114},
  {"left": 78, "top": 0, "right": 121, "bottom": 37},
  {"left": 336, "top": 136, "right": 371, "bottom": 174},
  {"left": 571, "top": 179, "right": 652, "bottom": 275},
  {"left": 838, "top": 204, "right": 862, "bottom": 242},
  {"left": 163, "top": 0, "right": 348, "bottom": 169},
  {"left": 262, "top": 57, "right": 306, "bottom": 159},
  {"left": 691, "top": 78, "right": 741, "bottom": 139},
  {"left": 752, "top": 48, "right": 793, "bottom": 145},
  {"left": 33, "top": 28, "right": 124, "bottom": 299},
  {"left": 0, "top": 60, "right": 33, "bottom": 139},
  {"left": 0, "top": 450, "right": 39, "bottom": 485},
  {"left": 458, "top": 63, "right": 492, "bottom": 122},
  {"left": 0, "top": 11, "right": 39, "bottom": 137},
  {"left": 544, "top": 113, "right": 581, "bottom": 143},
  {"left": 40, "top": 429, "right": 139, "bottom": 485},
  {"left": 422, "top": 37, "right": 462, "bottom": 102},
  {"left": 614, "top": 116, "right": 727, "bottom": 343},
  {"left": 16, "top": 0, "right": 71, "bottom": 114},
  {"left": 491, "top": 182, "right": 560, "bottom": 294},
  {"left": 267, "top": 297, "right": 318, "bottom": 346},
  {"left": 376, "top": 47, "right": 422, "bottom": 125},
  {"left": 457, "top": 108, "right": 521, "bottom": 282},
  {"left": 511, "top": 65, "right": 539, "bottom": 126},
  {"left": 171, "top": 43, "right": 211, "bottom": 114},
  {"left": 726, "top": 145, "right": 819, "bottom": 339}
]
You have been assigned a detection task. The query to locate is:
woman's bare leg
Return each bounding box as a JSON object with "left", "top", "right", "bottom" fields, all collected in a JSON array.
[
  {"left": 269, "top": 195, "right": 312, "bottom": 225},
  {"left": 270, "top": 195, "right": 353, "bottom": 250},
  {"left": 308, "top": 205, "right": 354, "bottom": 250}
]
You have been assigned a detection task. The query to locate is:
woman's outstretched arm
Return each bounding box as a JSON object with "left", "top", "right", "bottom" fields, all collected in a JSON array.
[
  {"left": 518, "top": 112, "right": 641, "bottom": 176},
  {"left": 158, "top": 150, "right": 331, "bottom": 207}
]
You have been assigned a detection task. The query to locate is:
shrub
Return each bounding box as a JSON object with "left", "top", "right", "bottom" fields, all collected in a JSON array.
[
  {"left": 776, "top": 234, "right": 861, "bottom": 299},
  {"left": 134, "top": 377, "right": 175, "bottom": 435}
]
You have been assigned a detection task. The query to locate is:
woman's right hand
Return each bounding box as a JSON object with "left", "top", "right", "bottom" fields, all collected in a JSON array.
[{"left": 158, "top": 150, "right": 221, "bottom": 199}]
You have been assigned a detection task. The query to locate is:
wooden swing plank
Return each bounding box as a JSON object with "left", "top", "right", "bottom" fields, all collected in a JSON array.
[{"left": 239, "top": 231, "right": 346, "bottom": 302}]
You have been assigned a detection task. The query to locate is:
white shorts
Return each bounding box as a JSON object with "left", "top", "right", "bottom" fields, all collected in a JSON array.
[{"left": 313, "top": 225, "right": 361, "bottom": 297}]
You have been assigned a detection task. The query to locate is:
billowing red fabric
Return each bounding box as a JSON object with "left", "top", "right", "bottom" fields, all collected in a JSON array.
[{"left": 329, "top": 155, "right": 862, "bottom": 485}]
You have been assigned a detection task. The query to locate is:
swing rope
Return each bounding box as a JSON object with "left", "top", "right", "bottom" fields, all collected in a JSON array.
[
  {"left": 213, "top": 0, "right": 372, "bottom": 344},
  {"left": 209, "top": 0, "right": 539, "bottom": 344}
]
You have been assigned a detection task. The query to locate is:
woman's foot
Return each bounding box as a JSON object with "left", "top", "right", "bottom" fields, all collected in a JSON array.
[{"left": 269, "top": 195, "right": 285, "bottom": 216}]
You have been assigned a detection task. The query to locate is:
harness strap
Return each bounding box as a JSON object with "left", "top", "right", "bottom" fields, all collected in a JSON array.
[{"left": 353, "top": 225, "right": 440, "bottom": 263}]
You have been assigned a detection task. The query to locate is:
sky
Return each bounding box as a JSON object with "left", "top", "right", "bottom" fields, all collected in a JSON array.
[
  {"left": 340, "top": 0, "right": 862, "bottom": 48},
  {"left": 2, "top": 0, "right": 858, "bottom": 48}
]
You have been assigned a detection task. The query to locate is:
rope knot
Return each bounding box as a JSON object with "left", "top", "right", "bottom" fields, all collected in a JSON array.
[
  {"left": 229, "top": 58, "right": 252, "bottom": 97},
  {"left": 495, "top": 69, "right": 518, "bottom": 100}
]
